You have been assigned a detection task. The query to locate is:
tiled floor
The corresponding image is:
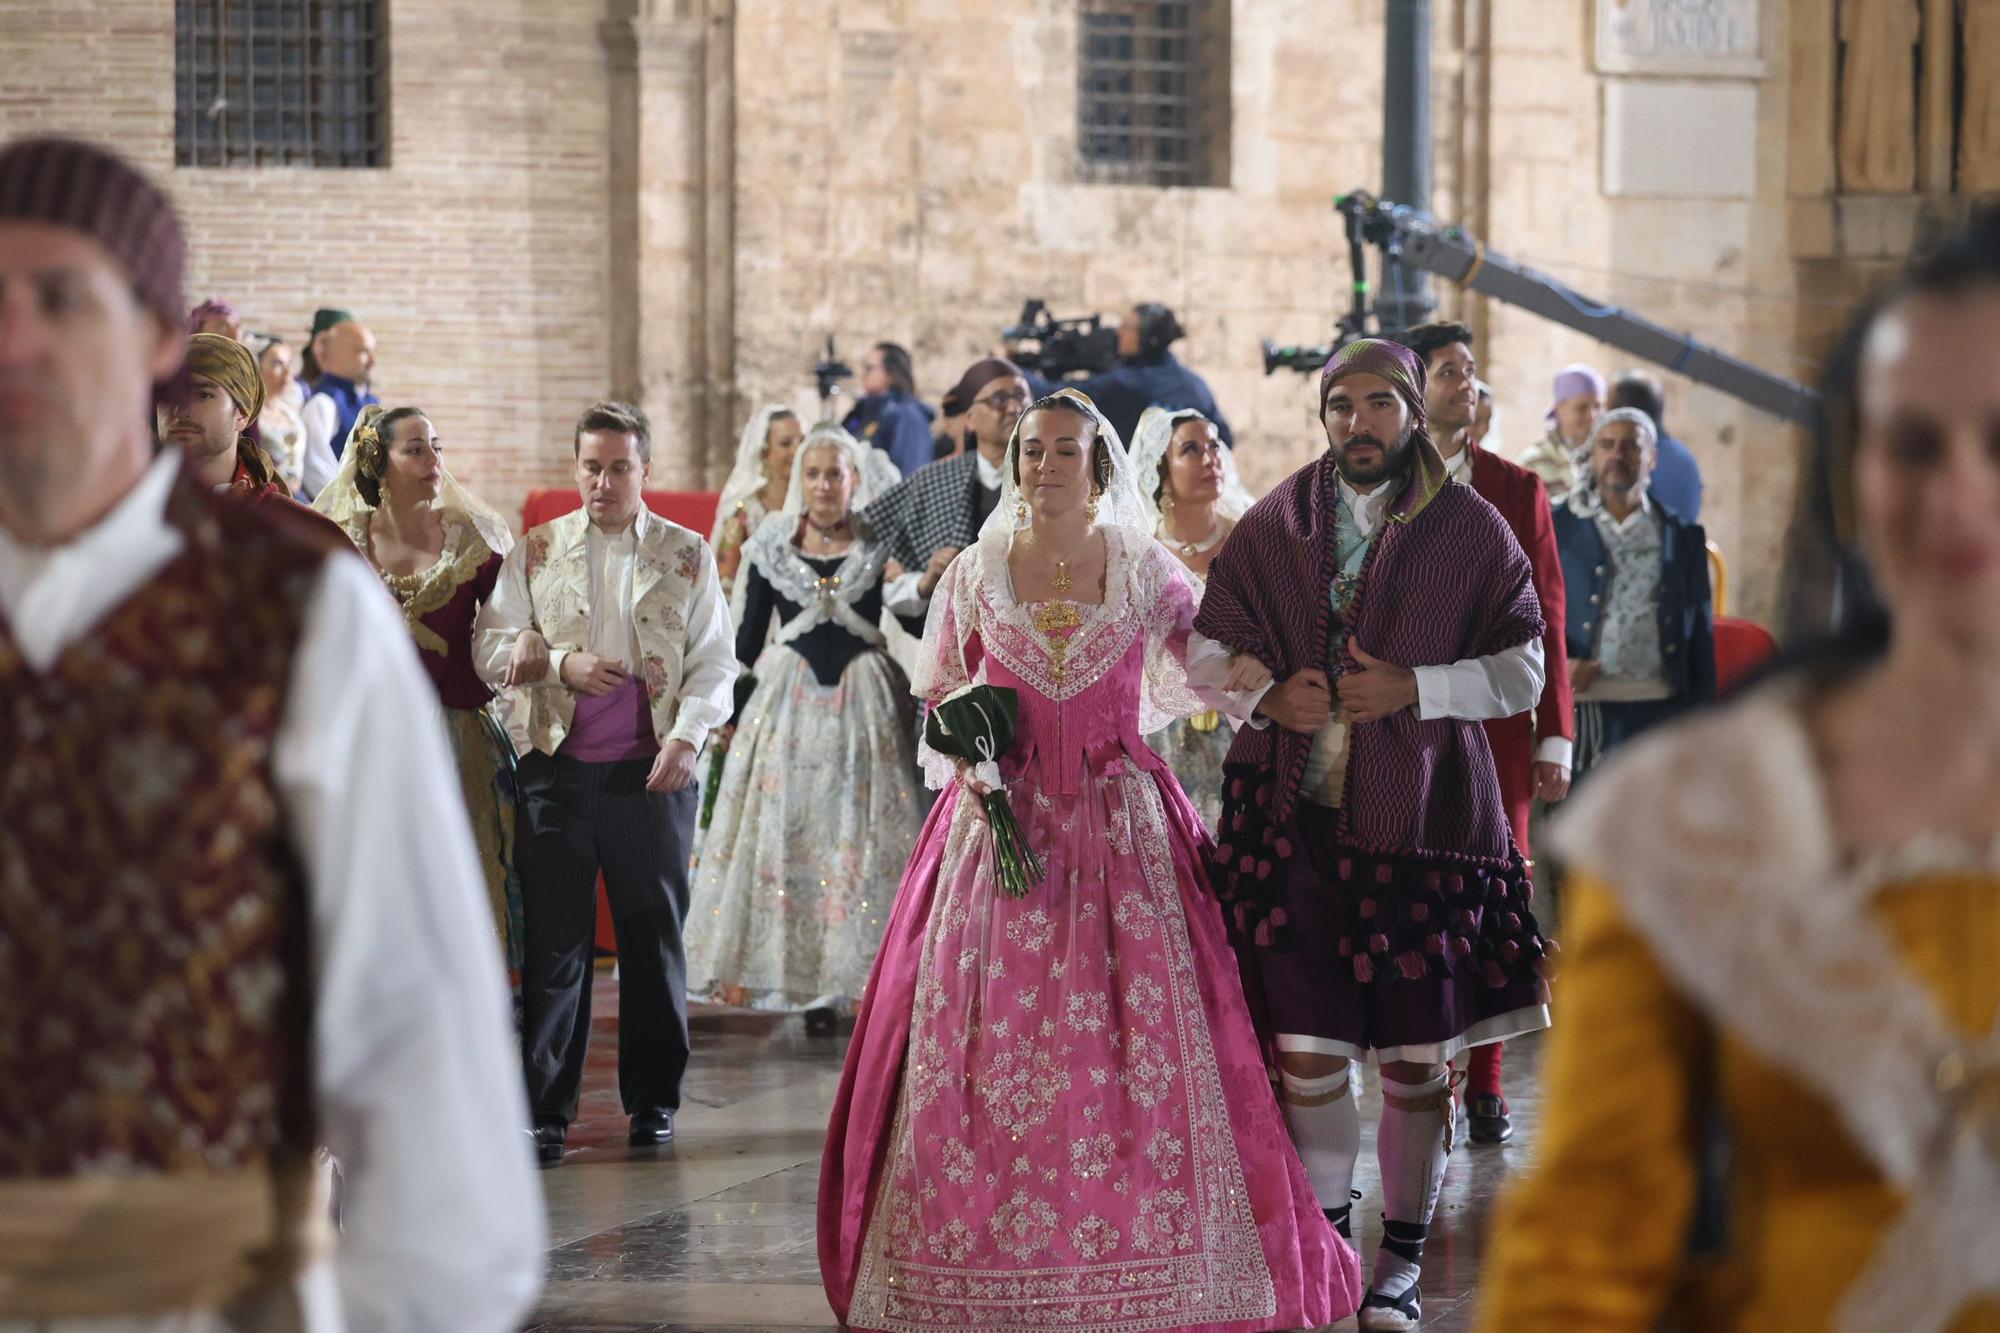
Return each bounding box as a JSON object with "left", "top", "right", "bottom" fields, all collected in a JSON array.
[{"left": 522, "top": 973, "right": 1541, "bottom": 1332}]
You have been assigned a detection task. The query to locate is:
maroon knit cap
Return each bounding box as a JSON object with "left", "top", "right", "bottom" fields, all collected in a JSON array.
[
  {"left": 0, "top": 136, "right": 186, "bottom": 325},
  {"left": 943, "top": 356, "right": 1027, "bottom": 416}
]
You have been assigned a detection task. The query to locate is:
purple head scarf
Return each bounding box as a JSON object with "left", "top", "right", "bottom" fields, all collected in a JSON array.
[{"left": 1548, "top": 363, "right": 1606, "bottom": 416}]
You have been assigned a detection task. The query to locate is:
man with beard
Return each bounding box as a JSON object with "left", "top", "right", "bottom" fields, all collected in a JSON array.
[
  {"left": 1553, "top": 407, "right": 1715, "bottom": 777},
  {"left": 1194, "top": 339, "right": 1555, "bottom": 1331},
  {"left": 864, "top": 356, "right": 1029, "bottom": 619},
  {"left": 1397, "top": 320, "right": 1572, "bottom": 1147},
  {"left": 159, "top": 332, "right": 342, "bottom": 536}
]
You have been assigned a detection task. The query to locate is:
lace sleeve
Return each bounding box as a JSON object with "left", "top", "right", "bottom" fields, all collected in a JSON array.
[
  {"left": 1137, "top": 541, "right": 1211, "bottom": 735},
  {"left": 910, "top": 551, "right": 983, "bottom": 789}
]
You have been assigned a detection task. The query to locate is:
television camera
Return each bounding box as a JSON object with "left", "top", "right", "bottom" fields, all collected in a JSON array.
[{"left": 1001, "top": 299, "right": 1120, "bottom": 380}]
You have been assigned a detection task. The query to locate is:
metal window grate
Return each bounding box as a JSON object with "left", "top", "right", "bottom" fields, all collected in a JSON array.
[
  {"left": 1077, "top": 1, "right": 1223, "bottom": 188},
  {"left": 175, "top": 0, "right": 388, "bottom": 168}
]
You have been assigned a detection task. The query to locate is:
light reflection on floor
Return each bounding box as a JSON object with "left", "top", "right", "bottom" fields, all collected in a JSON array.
[{"left": 522, "top": 973, "right": 1540, "bottom": 1332}]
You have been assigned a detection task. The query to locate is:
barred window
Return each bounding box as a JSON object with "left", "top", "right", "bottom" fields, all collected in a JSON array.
[
  {"left": 1077, "top": 1, "right": 1230, "bottom": 188},
  {"left": 175, "top": 0, "right": 388, "bottom": 167}
]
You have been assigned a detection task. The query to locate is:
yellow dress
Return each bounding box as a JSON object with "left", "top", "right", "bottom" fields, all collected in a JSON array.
[{"left": 1479, "top": 689, "right": 2000, "bottom": 1333}]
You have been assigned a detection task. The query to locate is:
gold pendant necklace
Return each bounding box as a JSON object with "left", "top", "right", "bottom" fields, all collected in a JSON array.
[{"left": 1052, "top": 560, "right": 1072, "bottom": 594}]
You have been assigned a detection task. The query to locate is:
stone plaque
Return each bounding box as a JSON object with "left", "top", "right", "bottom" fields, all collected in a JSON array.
[
  {"left": 1596, "top": 0, "right": 1766, "bottom": 77},
  {"left": 1603, "top": 79, "right": 1759, "bottom": 197}
]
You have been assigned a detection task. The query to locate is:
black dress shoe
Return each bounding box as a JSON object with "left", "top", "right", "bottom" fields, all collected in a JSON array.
[
  {"left": 530, "top": 1123, "right": 566, "bottom": 1167},
  {"left": 628, "top": 1112, "right": 675, "bottom": 1147},
  {"left": 1467, "top": 1094, "right": 1513, "bottom": 1145}
]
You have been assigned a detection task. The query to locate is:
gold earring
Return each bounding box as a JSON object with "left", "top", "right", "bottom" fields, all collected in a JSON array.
[
  {"left": 1085, "top": 491, "right": 1101, "bottom": 523},
  {"left": 1162, "top": 487, "right": 1176, "bottom": 512},
  {"left": 1014, "top": 495, "right": 1028, "bottom": 524}
]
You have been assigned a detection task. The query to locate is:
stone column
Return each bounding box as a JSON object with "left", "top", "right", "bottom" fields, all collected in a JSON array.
[{"left": 603, "top": 0, "right": 736, "bottom": 491}]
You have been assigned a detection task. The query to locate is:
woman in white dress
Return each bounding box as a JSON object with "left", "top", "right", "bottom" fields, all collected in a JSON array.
[
  {"left": 711, "top": 403, "right": 802, "bottom": 607},
  {"left": 1128, "top": 404, "right": 1257, "bottom": 834},
  {"left": 686, "top": 423, "right": 928, "bottom": 1029}
]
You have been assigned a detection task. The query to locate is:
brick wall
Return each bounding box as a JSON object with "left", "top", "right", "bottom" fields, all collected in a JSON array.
[{"left": 0, "top": 0, "right": 615, "bottom": 521}]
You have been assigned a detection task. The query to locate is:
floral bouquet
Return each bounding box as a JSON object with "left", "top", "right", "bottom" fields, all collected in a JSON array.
[
  {"left": 698, "top": 673, "right": 761, "bottom": 832},
  {"left": 925, "top": 685, "right": 1046, "bottom": 898}
]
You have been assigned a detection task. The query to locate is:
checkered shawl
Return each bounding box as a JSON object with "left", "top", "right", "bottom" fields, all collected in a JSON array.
[
  {"left": 858, "top": 450, "right": 996, "bottom": 571},
  {"left": 1197, "top": 449, "right": 1543, "bottom": 858}
]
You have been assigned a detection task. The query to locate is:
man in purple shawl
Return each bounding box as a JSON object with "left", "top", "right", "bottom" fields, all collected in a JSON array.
[{"left": 1192, "top": 338, "right": 1554, "bottom": 1332}]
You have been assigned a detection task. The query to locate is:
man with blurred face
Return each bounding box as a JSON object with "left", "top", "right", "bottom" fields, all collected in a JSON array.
[
  {"left": 159, "top": 333, "right": 347, "bottom": 537},
  {"left": 1519, "top": 363, "right": 1606, "bottom": 503},
  {"left": 1553, "top": 407, "right": 1716, "bottom": 778},
  {"left": 475, "top": 400, "right": 739, "bottom": 1165},
  {"left": 1399, "top": 321, "right": 1575, "bottom": 1148},
  {"left": 866, "top": 355, "right": 1030, "bottom": 619},
  {"left": 1193, "top": 338, "right": 1555, "bottom": 1330},
  {"left": 298, "top": 315, "right": 378, "bottom": 500},
  {"left": 0, "top": 135, "right": 541, "bottom": 1331}
]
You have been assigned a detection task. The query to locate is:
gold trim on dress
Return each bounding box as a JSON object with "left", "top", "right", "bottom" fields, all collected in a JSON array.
[{"left": 347, "top": 513, "right": 495, "bottom": 656}]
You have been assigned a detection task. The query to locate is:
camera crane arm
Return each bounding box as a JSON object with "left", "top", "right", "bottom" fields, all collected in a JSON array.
[{"left": 1267, "top": 193, "right": 1820, "bottom": 429}]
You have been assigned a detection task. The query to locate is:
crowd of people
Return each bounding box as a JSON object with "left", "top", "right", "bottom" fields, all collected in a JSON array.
[{"left": 3, "top": 131, "right": 1995, "bottom": 1333}]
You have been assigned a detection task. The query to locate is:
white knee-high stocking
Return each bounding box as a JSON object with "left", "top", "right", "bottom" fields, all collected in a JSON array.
[{"left": 1279, "top": 1065, "right": 1361, "bottom": 1233}]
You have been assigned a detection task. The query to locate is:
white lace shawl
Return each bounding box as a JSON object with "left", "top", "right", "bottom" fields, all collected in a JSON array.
[
  {"left": 740, "top": 515, "right": 890, "bottom": 652},
  {"left": 737, "top": 421, "right": 895, "bottom": 654},
  {"left": 1549, "top": 685, "right": 2000, "bottom": 1333},
  {"left": 910, "top": 523, "right": 1209, "bottom": 790}
]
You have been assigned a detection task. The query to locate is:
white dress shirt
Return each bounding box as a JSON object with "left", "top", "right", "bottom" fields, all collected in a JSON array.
[
  {"left": 1444, "top": 445, "right": 1573, "bottom": 771},
  {"left": 0, "top": 453, "right": 546, "bottom": 1333},
  {"left": 298, "top": 393, "right": 340, "bottom": 501},
  {"left": 882, "top": 451, "right": 1007, "bottom": 617},
  {"left": 474, "top": 509, "right": 738, "bottom": 753},
  {"left": 1188, "top": 473, "right": 1546, "bottom": 730},
  {"left": 546, "top": 521, "right": 644, "bottom": 681}
]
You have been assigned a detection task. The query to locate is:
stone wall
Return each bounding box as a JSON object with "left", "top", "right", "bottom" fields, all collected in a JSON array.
[
  {"left": 727, "top": 0, "right": 1389, "bottom": 497},
  {"left": 1447, "top": 0, "right": 1809, "bottom": 625},
  {"left": 0, "top": 0, "right": 616, "bottom": 510},
  {"left": 4, "top": 0, "right": 1947, "bottom": 626}
]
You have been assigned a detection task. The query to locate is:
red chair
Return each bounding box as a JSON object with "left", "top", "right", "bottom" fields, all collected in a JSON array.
[
  {"left": 518, "top": 487, "right": 722, "bottom": 954},
  {"left": 1714, "top": 615, "right": 1778, "bottom": 697},
  {"left": 521, "top": 487, "right": 720, "bottom": 538}
]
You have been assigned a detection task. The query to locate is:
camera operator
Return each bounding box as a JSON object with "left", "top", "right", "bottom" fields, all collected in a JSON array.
[
  {"left": 1023, "top": 302, "right": 1233, "bottom": 450},
  {"left": 842, "top": 341, "right": 937, "bottom": 479}
]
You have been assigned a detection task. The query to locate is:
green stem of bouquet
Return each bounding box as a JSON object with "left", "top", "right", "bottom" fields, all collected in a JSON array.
[
  {"left": 983, "top": 792, "right": 1046, "bottom": 899},
  {"left": 697, "top": 747, "right": 727, "bottom": 830}
]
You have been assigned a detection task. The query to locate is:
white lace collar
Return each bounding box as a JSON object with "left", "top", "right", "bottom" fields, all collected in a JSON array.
[
  {"left": 965, "top": 524, "right": 1154, "bottom": 701},
  {"left": 1549, "top": 685, "right": 2000, "bottom": 1332},
  {"left": 741, "top": 513, "right": 889, "bottom": 649}
]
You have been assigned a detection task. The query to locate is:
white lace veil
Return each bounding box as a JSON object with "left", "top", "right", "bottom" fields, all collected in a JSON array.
[
  {"left": 311, "top": 403, "right": 515, "bottom": 557},
  {"left": 1128, "top": 404, "right": 1256, "bottom": 531},
  {"left": 976, "top": 387, "right": 1149, "bottom": 542},
  {"left": 776, "top": 420, "right": 893, "bottom": 518},
  {"left": 711, "top": 403, "right": 798, "bottom": 546}
]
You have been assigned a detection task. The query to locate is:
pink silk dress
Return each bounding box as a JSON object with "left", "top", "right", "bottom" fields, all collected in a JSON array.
[{"left": 819, "top": 525, "right": 1361, "bottom": 1332}]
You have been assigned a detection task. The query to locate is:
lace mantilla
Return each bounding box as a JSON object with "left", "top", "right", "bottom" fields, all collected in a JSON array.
[
  {"left": 1550, "top": 685, "right": 2000, "bottom": 1333},
  {"left": 741, "top": 513, "right": 889, "bottom": 650}
]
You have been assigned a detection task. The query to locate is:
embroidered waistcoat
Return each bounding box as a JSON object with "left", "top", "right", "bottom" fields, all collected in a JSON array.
[{"left": 518, "top": 505, "right": 712, "bottom": 754}]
